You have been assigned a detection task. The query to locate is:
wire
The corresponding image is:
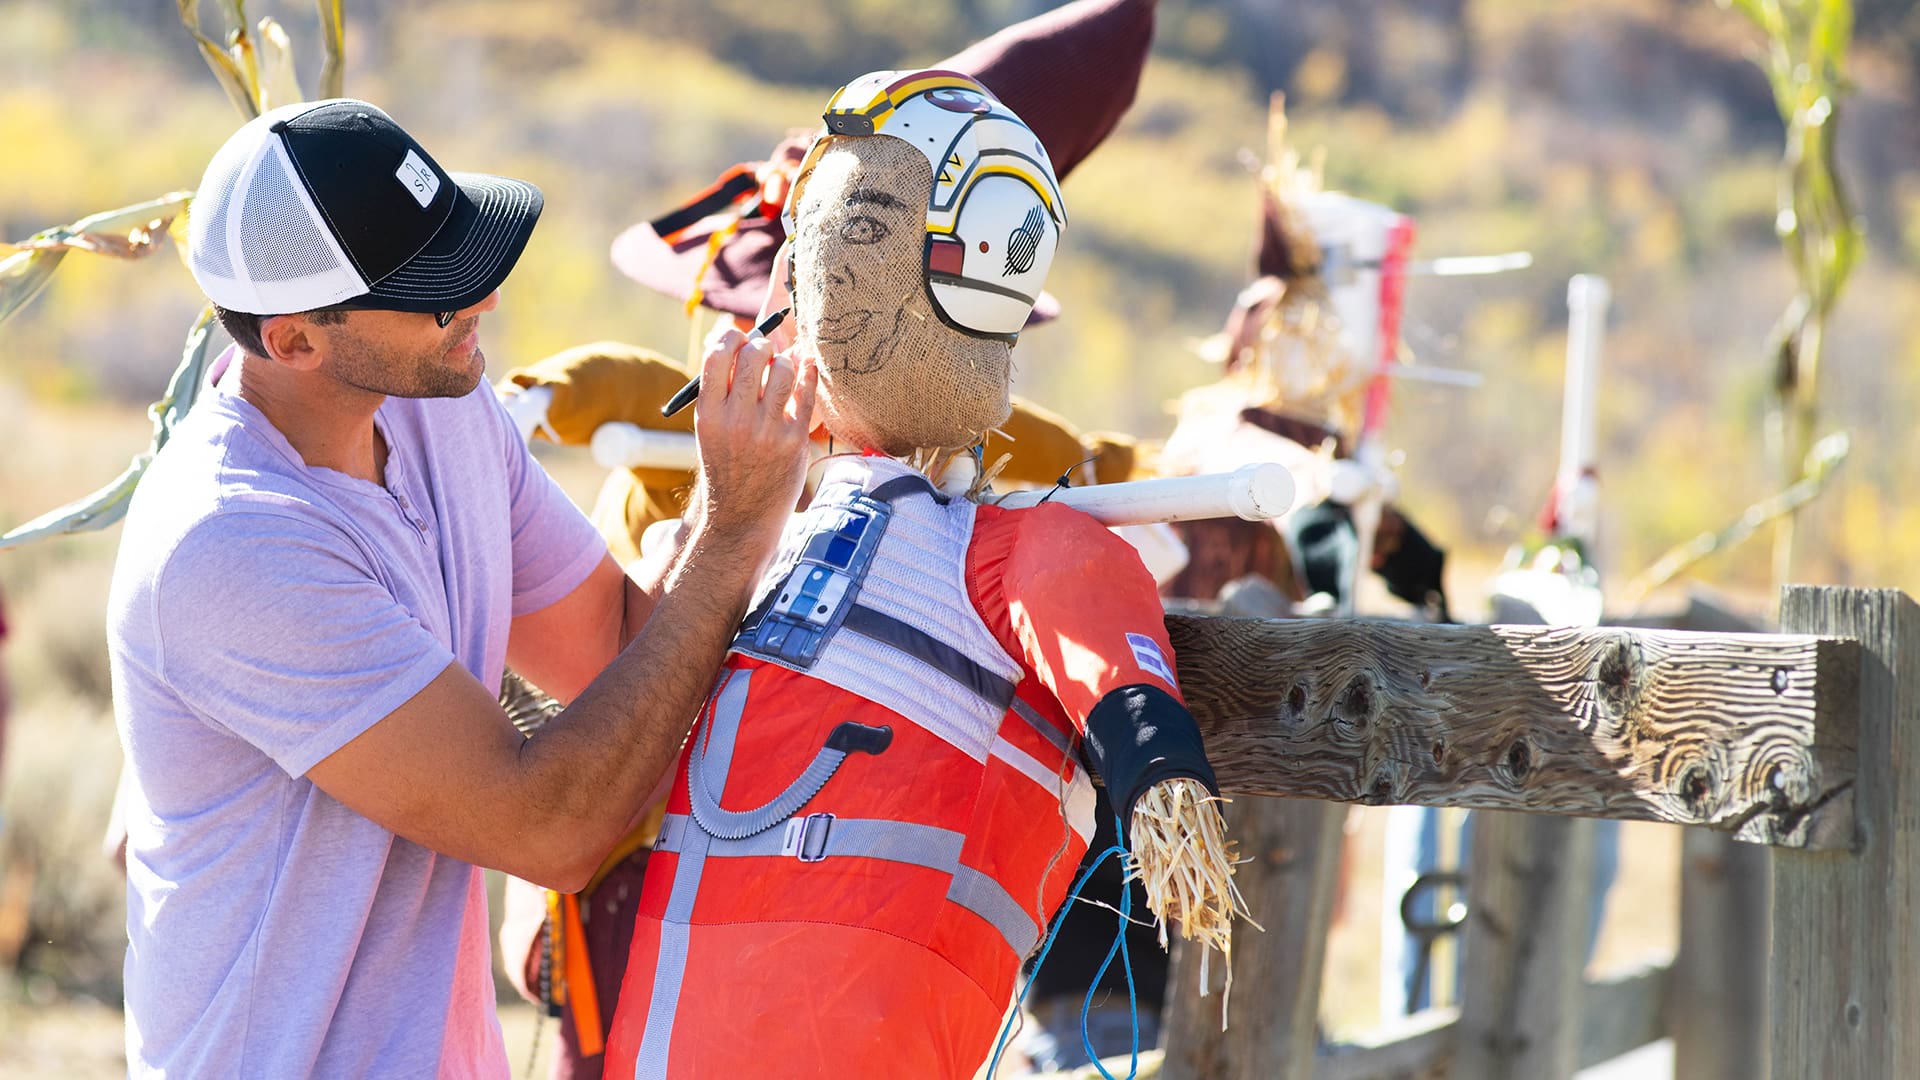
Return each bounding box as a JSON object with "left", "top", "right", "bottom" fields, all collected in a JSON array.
[{"left": 983, "top": 816, "right": 1141, "bottom": 1080}]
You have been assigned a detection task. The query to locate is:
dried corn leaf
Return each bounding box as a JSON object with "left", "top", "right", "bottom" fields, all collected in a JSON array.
[
  {"left": 253, "top": 17, "right": 305, "bottom": 111},
  {"left": 178, "top": 0, "right": 259, "bottom": 118},
  {"left": 0, "top": 193, "right": 194, "bottom": 329},
  {"left": 315, "top": 0, "right": 345, "bottom": 100},
  {"left": 1, "top": 306, "right": 220, "bottom": 548}
]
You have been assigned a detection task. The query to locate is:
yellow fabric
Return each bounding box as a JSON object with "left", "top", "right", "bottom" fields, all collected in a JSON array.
[
  {"left": 500, "top": 342, "right": 697, "bottom": 491},
  {"left": 985, "top": 396, "right": 1145, "bottom": 487}
]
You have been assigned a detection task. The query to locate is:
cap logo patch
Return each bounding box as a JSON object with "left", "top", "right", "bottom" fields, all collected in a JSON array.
[
  {"left": 1125, "top": 632, "right": 1177, "bottom": 688},
  {"left": 1003, "top": 205, "right": 1045, "bottom": 276},
  {"left": 395, "top": 149, "right": 440, "bottom": 209}
]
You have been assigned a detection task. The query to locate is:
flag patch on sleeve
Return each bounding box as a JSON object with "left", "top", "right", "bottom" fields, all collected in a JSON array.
[{"left": 1126, "top": 632, "right": 1178, "bottom": 688}]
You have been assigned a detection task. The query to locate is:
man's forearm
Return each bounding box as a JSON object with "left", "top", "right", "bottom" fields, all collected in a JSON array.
[{"left": 512, "top": 517, "right": 762, "bottom": 886}]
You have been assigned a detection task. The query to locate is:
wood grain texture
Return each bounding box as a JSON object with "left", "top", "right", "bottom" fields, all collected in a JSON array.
[
  {"left": 1166, "top": 615, "right": 1861, "bottom": 849},
  {"left": 1159, "top": 797, "right": 1345, "bottom": 1080},
  {"left": 1669, "top": 829, "right": 1770, "bottom": 1080},
  {"left": 1772, "top": 587, "right": 1920, "bottom": 1077},
  {"left": 1162, "top": 581, "right": 1345, "bottom": 1080},
  {"left": 1309, "top": 965, "right": 1670, "bottom": 1080},
  {"left": 1451, "top": 811, "right": 1592, "bottom": 1080}
]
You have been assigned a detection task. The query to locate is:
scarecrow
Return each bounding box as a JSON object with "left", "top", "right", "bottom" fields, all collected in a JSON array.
[
  {"left": 600, "top": 69, "right": 1244, "bottom": 1080},
  {"left": 1160, "top": 97, "right": 1452, "bottom": 620},
  {"left": 495, "top": 4, "right": 1171, "bottom": 1074}
]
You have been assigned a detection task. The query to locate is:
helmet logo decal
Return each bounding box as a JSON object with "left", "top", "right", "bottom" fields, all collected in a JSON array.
[
  {"left": 927, "top": 87, "right": 993, "bottom": 114},
  {"left": 1003, "top": 205, "right": 1046, "bottom": 277}
]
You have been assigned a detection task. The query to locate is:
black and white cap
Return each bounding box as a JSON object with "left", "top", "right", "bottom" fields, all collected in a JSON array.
[{"left": 187, "top": 98, "right": 543, "bottom": 316}]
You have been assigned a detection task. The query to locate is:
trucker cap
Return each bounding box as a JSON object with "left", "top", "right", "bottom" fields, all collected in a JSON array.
[{"left": 187, "top": 98, "right": 543, "bottom": 316}]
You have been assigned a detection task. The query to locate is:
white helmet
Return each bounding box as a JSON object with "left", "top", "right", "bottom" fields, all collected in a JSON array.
[{"left": 785, "top": 69, "right": 1067, "bottom": 341}]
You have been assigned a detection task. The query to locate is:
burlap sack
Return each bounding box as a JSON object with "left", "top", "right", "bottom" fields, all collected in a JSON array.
[{"left": 790, "top": 136, "right": 1012, "bottom": 456}]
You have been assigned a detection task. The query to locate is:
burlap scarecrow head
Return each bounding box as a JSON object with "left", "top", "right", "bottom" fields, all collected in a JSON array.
[
  {"left": 784, "top": 70, "right": 1066, "bottom": 455},
  {"left": 610, "top": 0, "right": 1152, "bottom": 327}
]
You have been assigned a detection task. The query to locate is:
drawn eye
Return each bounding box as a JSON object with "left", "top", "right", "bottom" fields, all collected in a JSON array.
[{"left": 840, "top": 215, "right": 889, "bottom": 245}]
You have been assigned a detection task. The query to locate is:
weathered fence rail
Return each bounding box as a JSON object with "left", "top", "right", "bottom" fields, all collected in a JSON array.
[
  {"left": 1166, "top": 615, "right": 1859, "bottom": 847},
  {"left": 1145, "top": 585, "right": 1904, "bottom": 1080}
]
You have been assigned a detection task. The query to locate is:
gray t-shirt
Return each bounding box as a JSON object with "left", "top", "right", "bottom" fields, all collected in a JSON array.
[{"left": 107, "top": 362, "right": 605, "bottom": 1077}]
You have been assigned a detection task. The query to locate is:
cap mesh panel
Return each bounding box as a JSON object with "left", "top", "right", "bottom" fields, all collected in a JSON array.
[
  {"left": 192, "top": 154, "right": 242, "bottom": 280},
  {"left": 240, "top": 149, "right": 346, "bottom": 284}
]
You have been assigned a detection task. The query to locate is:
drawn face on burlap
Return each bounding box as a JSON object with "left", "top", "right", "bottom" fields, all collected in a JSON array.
[{"left": 791, "top": 135, "right": 1012, "bottom": 456}]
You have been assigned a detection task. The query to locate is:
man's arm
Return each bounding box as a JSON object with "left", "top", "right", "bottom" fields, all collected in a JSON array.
[
  {"left": 503, "top": 487, "right": 693, "bottom": 705},
  {"left": 306, "top": 332, "right": 814, "bottom": 891}
]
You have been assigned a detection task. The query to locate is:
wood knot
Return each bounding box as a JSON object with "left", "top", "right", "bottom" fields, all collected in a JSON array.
[
  {"left": 1431, "top": 740, "right": 1447, "bottom": 766},
  {"left": 1595, "top": 638, "right": 1645, "bottom": 720},
  {"left": 1335, "top": 676, "right": 1377, "bottom": 728},
  {"left": 1364, "top": 770, "right": 1396, "bottom": 804},
  {"left": 1280, "top": 682, "right": 1310, "bottom": 726},
  {"left": 1678, "top": 766, "right": 1713, "bottom": 814},
  {"left": 1502, "top": 738, "right": 1532, "bottom": 783}
]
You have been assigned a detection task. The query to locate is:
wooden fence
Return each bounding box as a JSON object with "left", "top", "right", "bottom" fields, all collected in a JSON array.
[{"left": 1144, "top": 584, "right": 1912, "bottom": 1079}]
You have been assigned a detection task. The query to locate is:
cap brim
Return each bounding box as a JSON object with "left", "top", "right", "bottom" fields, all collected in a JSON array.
[{"left": 360, "top": 173, "right": 542, "bottom": 312}]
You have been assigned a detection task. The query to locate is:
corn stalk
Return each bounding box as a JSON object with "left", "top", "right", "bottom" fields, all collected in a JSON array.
[
  {"left": 1720, "top": 0, "right": 1864, "bottom": 589},
  {"left": 0, "top": 4, "right": 345, "bottom": 544}
]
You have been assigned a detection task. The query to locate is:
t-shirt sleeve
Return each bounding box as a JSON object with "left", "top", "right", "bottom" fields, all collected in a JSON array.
[
  {"left": 495, "top": 391, "right": 607, "bottom": 617},
  {"left": 149, "top": 511, "right": 457, "bottom": 778}
]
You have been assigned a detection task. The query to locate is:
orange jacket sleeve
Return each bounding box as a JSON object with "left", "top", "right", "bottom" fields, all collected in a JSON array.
[{"left": 970, "top": 502, "right": 1217, "bottom": 826}]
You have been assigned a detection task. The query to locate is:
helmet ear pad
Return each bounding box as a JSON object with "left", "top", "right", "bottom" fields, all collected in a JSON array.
[{"left": 790, "top": 135, "right": 1012, "bottom": 456}]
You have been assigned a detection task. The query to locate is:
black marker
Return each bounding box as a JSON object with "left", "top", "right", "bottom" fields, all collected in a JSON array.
[{"left": 660, "top": 307, "right": 793, "bottom": 418}]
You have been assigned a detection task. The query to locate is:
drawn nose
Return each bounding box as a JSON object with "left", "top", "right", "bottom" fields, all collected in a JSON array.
[{"left": 829, "top": 265, "right": 855, "bottom": 288}]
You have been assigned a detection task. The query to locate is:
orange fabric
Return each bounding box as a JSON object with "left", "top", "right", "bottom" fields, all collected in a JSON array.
[
  {"left": 562, "top": 893, "right": 604, "bottom": 1058},
  {"left": 602, "top": 502, "right": 1175, "bottom": 1080},
  {"left": 968, "top": 501, "right": 1187, "bottom": 720}
]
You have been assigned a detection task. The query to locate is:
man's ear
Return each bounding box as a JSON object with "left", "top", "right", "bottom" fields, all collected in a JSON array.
[{"left": 259, "top": 314, "right": 326, "bottom": 372}]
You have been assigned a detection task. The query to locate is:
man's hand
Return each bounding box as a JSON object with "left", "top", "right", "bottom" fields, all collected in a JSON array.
[{"left": 690, "top": 328, "right": 816, "bottom": 555}]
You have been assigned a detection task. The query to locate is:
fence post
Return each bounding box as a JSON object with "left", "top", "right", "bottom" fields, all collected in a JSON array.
[
  {"left": 1669, "top": 829, "right": 1770, "bottom": 1080},
  {"left": 1450, "top": 812, "right": 1594, "bottom": 1080},
  {"left": 1162, "top": 579, "right": 1345, "bottom": 1079},
  {"left": 1772, "top": 586, "right": 1915, "bottom": 1075}
]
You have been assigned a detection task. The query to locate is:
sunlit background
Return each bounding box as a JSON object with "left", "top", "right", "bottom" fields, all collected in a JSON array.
[{"left": 1, "top": 0, "right": 1914, "bottom": 1073}]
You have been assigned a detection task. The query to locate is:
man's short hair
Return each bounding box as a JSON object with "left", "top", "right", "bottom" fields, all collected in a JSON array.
[{"left": 212, "top": 305, "right": 346, "bottom": 360}]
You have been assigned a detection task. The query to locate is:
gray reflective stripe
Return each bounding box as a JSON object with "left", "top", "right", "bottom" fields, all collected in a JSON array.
[
  {"left": 657, "top": 813, "right": 1037, "bottom": 955},
  {"left": 688, "top": 740, "right": 848, "bottom": 841},
  {"left": 685, "top": 668, "right": 864, "bottom": 842},
  {"left": 948, "top": 864, "right": 1040, "bottom": 955},
  {"left": 1010, "top": 695, "right": 1072, "bottom": 757},
  {"left": 868, "top": 474, "right": 949, "bottom": 505},
  {"left": 843, "top": 604, "right": 1018, "bottom": 710},
  {"left": 637, "top": 809, "right": 713, "bottom": 1076},
  {"left": 693, "top": 670, "right": 751, "bottom": 805}
]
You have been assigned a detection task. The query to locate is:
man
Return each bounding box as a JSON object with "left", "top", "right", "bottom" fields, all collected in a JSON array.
[{"left": 104, "top": 98, "right": 815, "bottom": 1077}]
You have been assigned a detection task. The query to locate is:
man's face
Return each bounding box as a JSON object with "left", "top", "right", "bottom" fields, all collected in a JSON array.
[
  {"left": 290, "top": 296, "right": 495, "bottom": 400},
  {"left": 790, "top": 136, "right": 1012, "bottom": 454}
]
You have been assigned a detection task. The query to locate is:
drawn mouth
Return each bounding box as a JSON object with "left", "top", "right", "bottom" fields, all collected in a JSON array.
[
  {"left": 846, "top": 309, "right": 907, "bottom": 374},
  {"left": 814, "top": 310, "right": 873, "bottom": 345}
]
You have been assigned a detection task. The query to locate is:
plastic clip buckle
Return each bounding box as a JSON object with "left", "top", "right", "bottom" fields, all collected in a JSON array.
[{"left": 784, "top": 812, "right": 835, "bottom": 862}]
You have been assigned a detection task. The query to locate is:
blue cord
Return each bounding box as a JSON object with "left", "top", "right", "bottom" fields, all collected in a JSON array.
[
  {"left": 984, "top": 815, "right": 1141, "bottom": 1080},
  {"left": 1078, "top": 841, "right": 1140, "bottom": 1080}
]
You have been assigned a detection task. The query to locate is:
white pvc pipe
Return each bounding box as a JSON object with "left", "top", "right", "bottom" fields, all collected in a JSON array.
[
  {"left": 590, "top": 422, "right": 700, "bottom": 472},
  {"left": 992, "top": 462, "right": 1295, "bottom": 526},
  {"left": 1559, "top": 275, "right": 1610, "bottom": 493},
  {"left": 499, "top": 385, "right": 553, "bottom": 444}
]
